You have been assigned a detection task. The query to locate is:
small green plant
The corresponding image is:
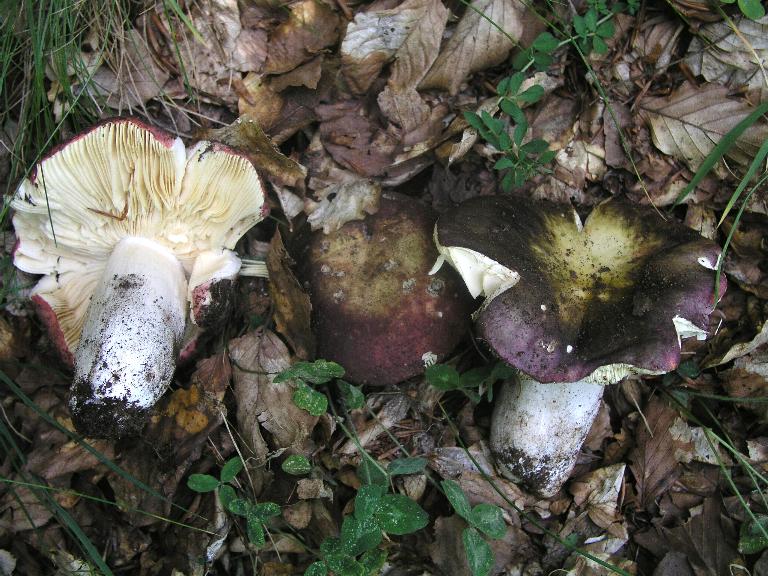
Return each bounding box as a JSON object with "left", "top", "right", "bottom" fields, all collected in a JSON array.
[
  {"left": 187, "top": 457, "right": 281, "bottom": 547},
  {"left": 274, "top": 360, "right": 346, "bottom": 416},
  {"left": 282, "top": 454, "right": 313, "bottom": 476},
  {"left": 425, "top": 362, "right": 515, "bottom": 403},
  {"left": 572, "top": 0, "right": 617, "bottom": 56},
  {"left": 721, "top": 0, "right": 765, "bottom": 19},
  {"left": 441, "top": 480, "right": 507, "bottom": 576}
]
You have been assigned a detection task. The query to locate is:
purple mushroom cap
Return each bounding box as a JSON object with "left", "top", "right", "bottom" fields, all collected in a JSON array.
[{"left": 436, "top": 196, "right": 725, "bottom": 383}]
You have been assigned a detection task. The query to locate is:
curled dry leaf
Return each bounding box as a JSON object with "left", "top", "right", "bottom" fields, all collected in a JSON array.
[
  {"left": 669, "top": 418, "right": 733, "bottom": 466},
  {"left": 569, "top": 464, "right": 626, "bottom": 532},
  {"left": 304, "top": 180, "right": 381, "bottom": 233},
  {"left": 419, "top": 0, "right": 526, "bottom": 95},
  {"left": 266, "top": 230, "right": 315, "bottom": 360},
  {"left": 686, "top": 15, "right": 768, "bottom": 91},
  {"left": 638, "top": 82, "right": 768, "bottom": 176},
  {"left": 264, "top": 0, "right": 340, "bottom": 75},
  {"left": 230, "top": 328, "right": 320, "bottom": 454},
  {"left": 341, "top": 0, "right": 447, "bottom": 93},
  {"left": 632, "top": 17, "right": 683, "bottom": 72},
  {"left": 722, "top": 213, "right": 768, "bottom": 299}
]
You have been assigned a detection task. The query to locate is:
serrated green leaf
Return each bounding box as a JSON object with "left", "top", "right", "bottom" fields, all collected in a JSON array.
[
  {"left": 596, "top": 20, "right": 614, "bottom": 38},
  {"left": 359, "top": 548, "right": 387, "bottom": 575},
  {"left": 532, "top": 32, "right": 558, "bottom": 53},
  {"left": 338, "top": 380, "right": 366, "bottom": 410},
  {"left": 469, "top": 504, "right": 507, "bottom": 539},
  {"left": 282, "top": 454, "right": 313, "bottom": 476},
  {"left": 247, "top": 517, "right": 266, "bottom": 547},
  {"left": 425, "top": 364, "right": 461, "bottom": 391},
  {"left": 305, "top": 561, "right": 328, "bottom": 576},
  {"left": 463, "top": 527, "right": 494, "bottom": 576},
  {"left": 220, "top": 457, "right": 244, "bottom": 483},
  {"left": 355, "top": 484, "right": 386, "bottom": 520},
  {"left": 293, "top": 382, "right": 328, "bottom": 416},
  {"left": 442, "top": 479, "right": 471, "bottom": 521},
  {"left": 593, "top": 36, "right": 609, "bottom": 54},
  {"left": 359, "top": 457, "right": 389, "bottom": 486},
  {"left": 518, "top": 85, "right": 544, "bottom": 104},
  {"left": 252, "top": 501, "right": 281, "bottom": 520},
  {"left": 218, "top": 484, "right": 237, "bottom": 510},
  {"left": 275, "top": 360, "right": 345, "bottom": 385},
  {"left": 227, "top": 498, "right": 251, "bottom": 517},
  {"left": 388, "top": 457, "right": 427, "bottom": 477},
  {"left": 739, "top": 514, "right": 768, "bottom": 554},
  {"left": 341, "top": 515, "right": 382, "bottom": 556},
  {"left": 375, "top": 494, "right": 428, "bottom": 535},
  {"left": 187, "top": 474, "right": 220, "bottom": 493}
]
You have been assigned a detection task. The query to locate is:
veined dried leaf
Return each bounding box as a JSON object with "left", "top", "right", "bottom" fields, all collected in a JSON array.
[
  {"left": 419, "top": 0, "right": 525, "bottom": 95},
  {"left": 638, "top": 82, "right": 768, "bottom": 175},
  {"left": 669, "top": 418, "right": 733, "bottom": 465},
  {"left": 341, "top": 0, "right": 446, "bottom": 93},
  {"left": 628, "top": 397, "right": 685, "bottom": 511},
  {"left": 686, "top": 15, "right": 768, "bottom": 91},
  {"left": 569, "top": 464, "right": 626, "bottom": 531},
  {"left": 632, "top": 17, "right": 683, "bottom": 72},
  {"left": 304, "top": 180, "right": 381, "bottom": 233}
]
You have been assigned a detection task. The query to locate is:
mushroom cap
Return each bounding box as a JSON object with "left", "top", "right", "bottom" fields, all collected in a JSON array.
[
  {"left": 301, "top": 193, "right": 473, "bottom": 386},
  {"left": 12, "top": 118, "right": 267, "bottom": 360},
  {"left": 436, "top": 196, "right": 725, "bottom": 384}
]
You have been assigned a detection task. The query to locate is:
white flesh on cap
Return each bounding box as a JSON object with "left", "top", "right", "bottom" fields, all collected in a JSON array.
[
  {"left": 71, "top": 237, "right": 185, "bottom": 427},
  {"left": 490, "top": 376, "right": 604, "bottom": 498}
]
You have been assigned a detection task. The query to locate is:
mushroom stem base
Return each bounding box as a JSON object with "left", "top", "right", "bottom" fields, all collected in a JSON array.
[
  {"left": 70, "top": 237, "right": 187, "bottom": 438},
  {"left": 490, "top": 375, "right": 604, "bottom": 498}
]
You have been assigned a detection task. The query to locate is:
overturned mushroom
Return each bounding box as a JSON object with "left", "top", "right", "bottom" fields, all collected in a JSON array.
[
  {"left": 12, "top": 119, "right": 267, "bottom": 438},
  {"left": 300, "top": 193, "right": 472, "bottom": 386},
  {"left": 433, "top": 196, "right": 724, "bottom": 497}
]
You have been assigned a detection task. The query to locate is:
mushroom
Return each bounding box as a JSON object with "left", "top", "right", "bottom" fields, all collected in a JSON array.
[
  {"left": 12, "top": 118, "right": 267, "bottom": 438},
  {"left": 300, "top": 193, "right": 473, "bottom": 386},
  {"left": 432, "top": 195, "right": 725, "bottom": 497}
]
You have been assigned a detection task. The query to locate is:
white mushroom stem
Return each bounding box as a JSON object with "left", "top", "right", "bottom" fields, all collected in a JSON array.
[
  {"left": 69, "top": 237, "right": 186, "bottom": 437},
  {"left": 490, "top": 374, "right": 604, "bottom": 498}
]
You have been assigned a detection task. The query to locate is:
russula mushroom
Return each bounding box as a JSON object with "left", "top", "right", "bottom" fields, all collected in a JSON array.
[
  {"left": 432, "top": 196, "right": 725, "bottom": 497},
  {"left": 12, "top": 118, "right": 267, "bottom": 438},
  {"left": 300, "top": 193, "right": 472, "bottom": 386}
]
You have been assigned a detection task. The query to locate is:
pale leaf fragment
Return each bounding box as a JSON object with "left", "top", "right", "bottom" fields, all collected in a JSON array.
[
  {"left": 685, "top": 15, "right": 768, "bottom": 91},
  {"left": 633, "top": 16, "right": 683, "bottom": 72},
  {"left": 638, "top": 82, "right": 768, "bottom": 174},
  {"left": 569, "top": 464, "right": 626, "bottom": 531},
  {"left": 669, "top": 418, "right": 732, "bottom": 465},
  {"left": 341, "top": 0, "right": 446, "bottom": 93},
  {"left": 304, "top": 180, "right": 382, "bottom": 234},
  {"left": 419, "top": 0, "right": 525, "bottom": 95}
]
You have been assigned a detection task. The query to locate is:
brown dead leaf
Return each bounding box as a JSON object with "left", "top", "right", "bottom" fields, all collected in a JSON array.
[
  {"left": 722, "top": 213, "right": 768, "bottom": 299},
  {"left": 198, "top": 116, "right": 307, "bottom": 189},
  {"left": 229, "top": 328, "right": 319, "bottom": 453},
  {"left": 266, "top": 229, "right": 315, "bottom": 359},
  {"left": 269, "top": 55, "right": 324, "bottom": 91},
  {"left": 264, "top": 0, "right": 340, "bottom": 75},
  {"left": 569, "top": 464, "right": 626, "bottom": 533},
  {"left": 629, "top": 397, "right": 688, "bottom": 511},
  {"left": 304, "top": 180, "right": 381, "bottom": 233},
  {"left": 26, "top": 438, "right": 113, "bottom": 482},
  {"left": 638, "top": 82, "right": 768, "bottom": 176},
  {"left": 297, "top": 478, "right": 333, "bottom": 500},
  {"left": 632, "top": 16, "right": 683, "bottom": 72},
  {"left": 668, "top": 418, "right": 733, "bottom": 465},
  {"left": 238, "top": 73, "right": 285, "bottom": 133},
  {"left": 420, "top": 0, "right": 526, "bottom": 95},
  {"left": 0, "top": 481, "right": 56, "bottom": 531},
  {"left": 341, "top": 0, "right": 447, "bottom": 93}
]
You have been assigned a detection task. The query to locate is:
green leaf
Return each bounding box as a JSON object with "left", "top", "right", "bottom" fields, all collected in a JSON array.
[
  {"left": 739, "top": 0, "right": 765, "bottom": 18},
  {"left": 532, "top": 52, "right": 553, "bottom": 70},
  {"left": 499, "top": 98, "right": 520, "bottom": 118},
  {"left": 573, "top": 14, "right": 586, "bottom": 37},
  {"left": 338, "top": 380, "right": 366, "bottom": 410},
  {"left": 388, "top": 457, "right": 428, "bottom": 477},
  {"left": 359, "top": 549, "right": 387, "bottom": 575},
  {"left": 596, "top": 20, "right": 614, "bottom": 38},
  {"left": 494, "top": 157, "right": 515, "bottom": 171},
  {"left": 293, "top": 382, "right": 328, "bottom": 416},
  {"left": 469, "top": 504, "right": 507, "bottom": 539},
  {"left": 501, "top": 171, "right": 514, "bottom": 192},
  {"left": 532, "top": 32, "right": 558, "bottom": 53},
  {"left": 226, "top": 498, "right": 251, "bottom": 517},
  {"left": 220, "top": 457, "right": 244, "bottom": 483},
  {"left": 592, "top": 36, "right": 609, "bottom": 55},
  {"left": 464, "top": 111, "right": 485, "bottom": 131},
  {"left": 359, "top": 457, "right": 389, "bottom": 486},
  {"left": 513, "top": 123, "right": 527, "bottom": 148},
  {"left": 321, "top": 537, "right": 344, "bottom": 557},
  {"left": 326, "top": 554, "right": 367, "bottom": 576},
  {"left": 218, "top": 484, "right": 237, "bottom": 510},
  {"left": 252, "top": 501, "right": 281, "bottom": 520},
  {"left": 584, "top": 8, "right": 598, "bottom": 31},
  {"left": 247, "top": 517, "right": 266, "bottom": 547},
  {"left": 498, "top": 130, "right": 512, "bottom": 151},
  {"left": 463, "top": 527, "right": 494, "bottom": 576},
  {"left": 355, "top": 484, "right": 386, "bottom": 520},
  {"left": 539, "top": 149, "right": 557, "bottom": 164},
  {"left": 282, "top": 454, "right": 313, "bottom": 476},
  {"left": 425, "top": 364, "right": 461, "bottom": 390},
  {"left": 341, "top": 515, "right": 383, "bottom": 556},
  {"left": 275, "top": 360, "right": 345, "bottom": 385},
  {"left": 305, "top": 561, "right": 328, "bottom": 576},
  {"left": 520, "top": 139, "right": 550, "bottom": 154},
  {"left": 187, "top": 474, "right": 220, "bottom": 493},
  {"left": 517, "top": 85, "right": 544, "bottom": 104},
  {"left": 739, "top": 514, "right": 768, "bottom": 554},
  {"left": 375, "top": 494, "right": 429, "bottom": 535},
  {"left": 441, "top": 479, "right": 472, "bottom": 521}
]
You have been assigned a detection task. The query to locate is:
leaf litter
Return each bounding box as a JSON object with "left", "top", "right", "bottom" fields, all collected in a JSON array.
[{"left": 6, "top": 0, "right": 768, "bottom": 574}]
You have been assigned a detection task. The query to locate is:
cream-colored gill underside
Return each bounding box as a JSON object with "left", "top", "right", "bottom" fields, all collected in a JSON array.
[{"left": 12, "top": 121, "right": 265, "bottom": 277}]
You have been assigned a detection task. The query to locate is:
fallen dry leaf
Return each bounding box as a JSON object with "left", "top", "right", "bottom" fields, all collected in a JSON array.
[
  {"left": 638, "top": 82, "right": 768, "bottom": 176},
  {"left": 229, "top": 328, "right": 319, "bottom": 454},
  {"left": 420, "top": 0, "right": 526, "bottom": 95},
  {"left": 266, "top": 229, "right": 316, "bottom": 360},
  {"left": 569, "top": 464, "right": 626, "bottom": 533},
  {"left": 686, "top": 15, "right": 768, "bottom": 91},
  {"left": 264, "top": 0, "right": 340, "bottom": 75},
  {"left": 669, "top": 418, "right": 733, "bottom": 466},
  {"left": 632, "top": 16, "right": 683, "bottom": 72},
  {"left": 304, "top": 179, "right": 381, "bottom": 233},
  {"left": 722, "top": 213, "right": 768, "bottom": 299}
]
